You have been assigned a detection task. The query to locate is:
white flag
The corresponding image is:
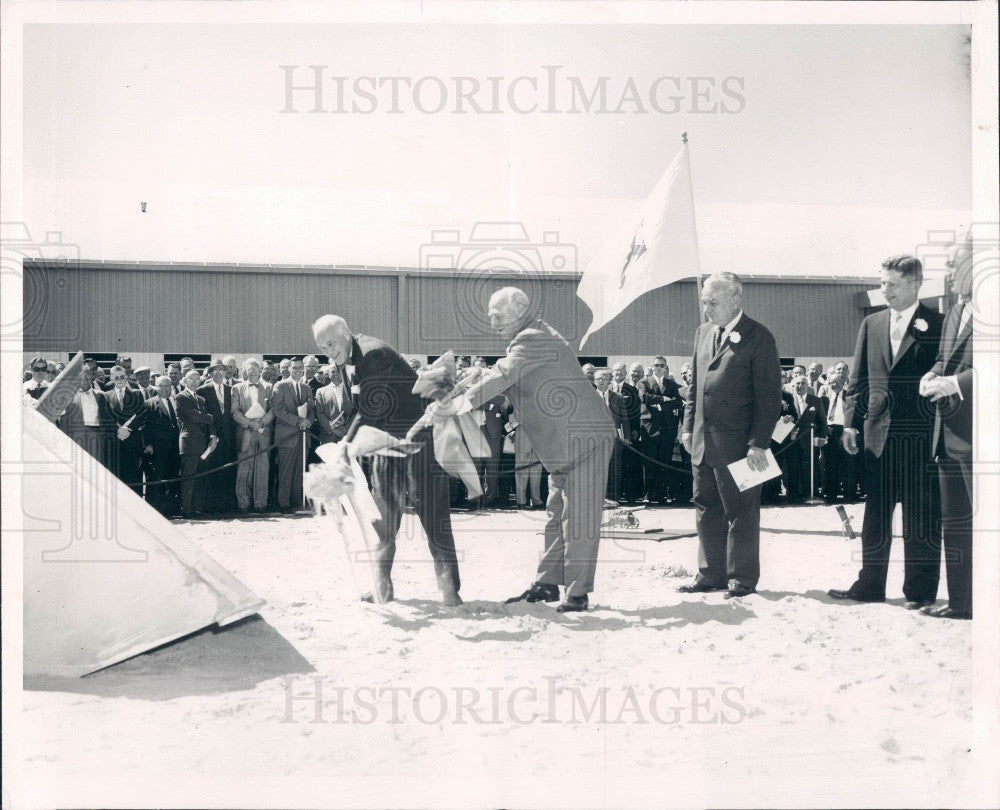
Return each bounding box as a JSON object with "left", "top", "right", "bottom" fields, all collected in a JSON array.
[{"left": 577, "top": 141, "right": 701, "bottom": 349}]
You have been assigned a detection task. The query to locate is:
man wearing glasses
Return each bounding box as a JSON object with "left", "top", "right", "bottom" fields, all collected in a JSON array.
[
  {"left": 23, "top": 356, "right": 51, "bottom": 401},
  {"left": 638, "top": 355, "right": 683, "bottom": 504},
  {"left": 106, "top": 364, "right": 149, "bottom": 495}
]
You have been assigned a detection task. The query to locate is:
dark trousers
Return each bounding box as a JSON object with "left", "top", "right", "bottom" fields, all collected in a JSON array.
[
  {"left": 692, "top": 462, "right": 762, "bottom": 590},
  {"left": 643, "top": 424, "right": 673, "bottom": 501},
  {"left": 369, "top": 427, "right": 460, "bottom": 598},
  {"left": 938, "top": 454, "right": 972, "bottom": 614},
  {"left": 276, "top": 435, "right": 305, "bottom": 509},
  {"left": 822, "top": 425, "right": 857, "bottom": 500},
  {"left": 180, "top": 452, "right": 207, "bottom": 515},
  {"left": 147, "top": 451, "right": 180, "bottom": 515},
  {"left": 476, "top": 435, "right": 503, "bottom": 505},
  {"left": 606, "top": 437, "right": 624, "bottom": 499},
  {"left": 204, "top": 431, "right": 237, "bottom": 513},
  {"left": 853, "top": 434, "right": 941, "bottom": 601},
  {"left": 623, "top": 431, "right": 646, "bottom": 501},
  {"left": 781, "top": 441, "right": 810, "bottom": 501},
  {"left": 113, "top": 437, "right": 144, "bottom": 496}
]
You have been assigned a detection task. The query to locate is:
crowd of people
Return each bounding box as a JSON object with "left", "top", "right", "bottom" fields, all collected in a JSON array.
[{"left": 26, "top": 238, "right": 974, "bottom": 619}]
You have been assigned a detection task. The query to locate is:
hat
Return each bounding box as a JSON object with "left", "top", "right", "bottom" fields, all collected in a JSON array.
[
  {"left": 206, "top": 360, "right": 226, "bottom": 373},
  {"left": 134, "top": 365, "right": 151, "bottom": 374}
]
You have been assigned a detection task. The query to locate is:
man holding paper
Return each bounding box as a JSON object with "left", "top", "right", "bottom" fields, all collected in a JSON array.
[
  {"left": 679, "top": 273, "right": 782, "bottom": 598},
  {"left": 271, "top": 358, "right": 315, "bottom": 514},
  {"left": 175, "top": 369, "right": 218, "bottom": 519}
]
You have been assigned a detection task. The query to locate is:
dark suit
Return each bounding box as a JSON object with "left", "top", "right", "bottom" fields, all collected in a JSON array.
[
  {"left": 143, "top": 395, "right": 181, "bottom": 515},
  {"left": 271, "top": 378, "right": 315, "bottom": 510},
  {"left": 637, "top": 375, "right": 683, "bottom": 501},
  {"left": 843, "top": 302, "right": 944, "bottom": 601},
  {"left": 683, "top": 313, "right": 782, "bottom": 590},
  {"left": 611, "top": 380, "right": 643, "bottom": 501},
  {"left": 930, "top": 300, "right": 973, "bottom": 615},
  {"left": 175, "top": 388, "right": 216, "bottom": 516},
  {"left": 777, "top": 389, "right": 828, "bottom": 501},
  {"left": 198, "top": 382, "right": 238, "bottom": 512},
  {"left": 819, "top": 386, "right": 858, "bottom": 501},
  {"left": 598, "top": 386, "right": 628, "bottom": 499},
  {"left": 477, "top": 396, "right": 507, "bottom": 505},
  {"left": 106, "top": 386, "right": 149, "bottom": 495},
  {"left": 57, "top": 389, "right": 117, "bottom": 468},
  {"left": 348, "top": 334, "right": 461, "bottom": 600}
]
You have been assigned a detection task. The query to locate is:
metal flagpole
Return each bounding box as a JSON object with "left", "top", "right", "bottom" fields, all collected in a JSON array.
[
  {"left": 301, "top": 431, "right": 308, "bottom": 510},
  {"left": 683, "top": 132, "right": 706, "bottom": 324}
]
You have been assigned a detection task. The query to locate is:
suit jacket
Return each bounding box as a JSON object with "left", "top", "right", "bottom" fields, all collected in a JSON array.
[
  {"left": 683, "top": 313, "right": 783, "bottom": 467},
  {"left": 637, "top": 375, "right": 682, "bottom": 434},
  {"left": 313, "top": 381, "right": 353, "bottom": 443},
  {"left": 232, "top": 380, "right": 275, "bottom": 435},
  {"left": 143, "top": 396, "right": 181, "bottom": 459},
  {"left": 780, "top": 390, "right": 828, "bottom": 447},
  {"left": 105, "top": 386, "right": 149, "bottom": 433},
  {"left": 598, "top": 387, "right": 628, "bottom": 441},
  {"left": 348, "top": 334, "right": 425, "bottom": 439},
  {"left": 198, "top": 382, "right": 236, "bottom": 444},
  {"left": 843, "top": 301, "right": 944, "bottom": 458},
  {"left": 611, "top": 381, "right": 641, "bottom": 436},
  {"left": 930, "top": 300, "right": 973, "bottom": 460},
  {"left": 462, "top": 319, "right": 615, "bottom": 472},
  {"left": 174, "top": 388, "right": 215, "bottom": 456},
  {"left": 56, "top": 389, "right": 117, "bottom": 436},
  {"left": 271, "top": 377, "right": 315, "bottom": 448},
  {"left": 480, "top": 396, "right": 508, "bottom": 447}
]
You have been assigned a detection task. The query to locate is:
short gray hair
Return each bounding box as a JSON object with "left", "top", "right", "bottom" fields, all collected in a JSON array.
[{"left": 704, "top": 272, "right": 742, "bottom": 297}]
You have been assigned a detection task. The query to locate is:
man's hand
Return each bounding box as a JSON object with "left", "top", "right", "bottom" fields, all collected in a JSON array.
[
  {"left": 681, "top": 432, "right": 692, "bottom": 454},
  {"left": 144, "top": 444, "right": 153, "bottom": 455},
  {"left": 842, "top": 427, "right": 859, "bottom": 455},
  {"left": 926, "top": 376, "right": 960, "bottom": 402},
  {"left": 746, "top": 446, "right": 769, "bottom": 472},
  {"left": 117, "top": 425, "right": 131, "bottom": 441},
  {"left": 814, "top": 437, "right": 827, "bottom": 447},
  {"left": 298, "top": 417, "right": 312, "bottom": 430},
  {"left": 782, "top": 414, "right": 795, "bottom": 424},
  {"left": 919, "top": 371, "right": 939, "bottom": 398}
]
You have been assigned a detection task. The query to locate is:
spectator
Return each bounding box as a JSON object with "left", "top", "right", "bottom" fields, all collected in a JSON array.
[
  {"left": 23, "top": 356, "right": 51, "bottom": 401},
  {"left": 175, "top": 369, "right": 216, "bottom": 519},
  {"left": 581, "top": 362, "right": 596, "bottom": 386},
  {"left": 279, "top": 358, "right": 291, "bottom": 379},
  {"left": 261, "top": 361, "right": 279, "bottom": 384},
  {"left": 56, "top": 364, "right": 116, "bottom": 467},
  {"left": 132, "top": 366, "right": 155, "bottom": 399},
  {"left": 819, "top": 367, "right": 858, "bottom": 502},
  {"left": 271, "top": 357, "right": 314, "bottom": 513},
  {"left": 46, "top": 361, "right": 59, "bottom": 382},
  {"left": 314, "top": 364, "right": 353, "bottom": 445},
  {"left": 807, "top": 362, "right": 826, "bottom": 395},
  {"left": 105, "top": 364, "right": 149, "bottom": 495},
  {"left": 778, "top": 372, "right": 828, "bottom": 502},
  {"left": 611, "top": 362, "right": 642, "bottom": 503},
  {"left": 304, "top": 355, "right": 322, "bottom": 393},
  {"left": 198, "top": 360, "right": 238, "bottom": 514},
  {"left": 595, "top": 369, "right": 628, "bottom": 500},
  {"left": 232, "top": 358, "right": 274, "bottom": 513},
  {"left": 637, "top": 355, "right": 682, "bottom": 504},
  {"left": 166, "top": 362, "right": 183, "bottom": 394},
  {"left": 143, "top": 375, "right": 182, "bottom": 516},
  {"left": 223, "top": 355, "right": 239, "bottom": 385}
]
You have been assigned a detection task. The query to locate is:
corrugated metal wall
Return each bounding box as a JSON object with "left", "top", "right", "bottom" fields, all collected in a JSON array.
[{"left": 22, "top": 260, "right": 874, "bottom": 358}]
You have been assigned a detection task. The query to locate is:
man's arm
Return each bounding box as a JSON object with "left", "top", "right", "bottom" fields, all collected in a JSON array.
[
  {"left": 842, "top": 320, "right": 869, "bottom": 432},
  {"left": 681, "top": 327, "right": 701, "bottom": 448},
  {"left": 314, "top": 391, "right": 335, "bottom": 436},
  {"left": 231, "top": 385, "right": 252, "bottom": 428},
  {"left": 175, "top": 392, "right": 213, "bottom": 425},
  {"left": 271, "top": 384, "right": 299, "bottom": 427},
  {"left": 748, "top": 328, "right": 783, "bottom": 450}
]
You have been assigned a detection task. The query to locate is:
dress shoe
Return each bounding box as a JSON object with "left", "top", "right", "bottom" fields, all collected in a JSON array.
[
  {"left": 920, "top": 604, "right": 971, "bottom": 620},
  {"left": 725, "top": 584, "right": 756, "bottom": 599},
  {"left": 556, "top": 595, "right": 588, "bottom": 613},
  {"left": 441, "top": 591, "right": 463, "bottom": 607},
  {"left": 505, "top": 582, "right": 560, "bottom": 604},
  {"left": 530, "top": 499, "right": 544, "bottom": 509},
  {"left": 828, "top": 588, "right": 885, "bottom": 603},
  {"left": 678, "top": 581, "right": 726, "bottom": 594},
  {"left": 903, "top": 598, "right": 935, "bottom": 610}
]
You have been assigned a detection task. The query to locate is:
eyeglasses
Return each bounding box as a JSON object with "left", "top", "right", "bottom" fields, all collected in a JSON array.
[
  {"left": 111, "top": 375, "right": 127, "bottom": 381},
  {"left": 31, "top": 366, "right": 47, "bottom": 372},
  {"left": 653, "top": 363, "right": 666, "bottom": 367}
]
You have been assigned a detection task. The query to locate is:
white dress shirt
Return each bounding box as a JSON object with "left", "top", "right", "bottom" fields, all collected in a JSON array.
[
  {"left": 80, "top": 389, "right": 100, "bottom": 426},
  {"left": 715, "top": 309, "right": 744, "bottom": 350},
  {"left": 826, "top": 388, "right": 845, "bottom": 426},
  {"left": 889, "top": 301, "right": 919, "bottom": 359}
]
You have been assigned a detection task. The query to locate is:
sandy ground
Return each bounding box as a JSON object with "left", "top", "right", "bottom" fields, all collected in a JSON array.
[{"left": 20, "top": 503, "right": 974, "bottom": 808}]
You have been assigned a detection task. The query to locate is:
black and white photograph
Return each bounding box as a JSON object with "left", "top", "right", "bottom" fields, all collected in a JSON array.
[{"left": 2, "top": 1, "right": 998, "bottom": 808}]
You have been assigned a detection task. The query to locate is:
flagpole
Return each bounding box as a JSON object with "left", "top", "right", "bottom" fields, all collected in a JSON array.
[{"left": 683, "top": 132, "right": 706, "bottom": 324}]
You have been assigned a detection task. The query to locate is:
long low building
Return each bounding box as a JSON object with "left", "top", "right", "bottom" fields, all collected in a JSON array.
[{"left": 23, "top": 258, "right": 927, "bottom": 371}]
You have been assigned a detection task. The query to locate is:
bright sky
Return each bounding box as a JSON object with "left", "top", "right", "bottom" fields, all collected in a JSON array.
[{"left": 22, "top": 23, "right": 972, "bottom": 276}]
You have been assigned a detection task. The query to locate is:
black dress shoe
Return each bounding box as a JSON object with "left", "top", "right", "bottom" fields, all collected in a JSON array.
[
  {"left": 904, "top": 598, "right": 935, "bottom": 610},
  {"left": 828, "top": 588, "right": 885, "bottom": 603},
  {"left": 921, "top": 604, "right": 971, "bottom": 620},
  {"left": 556, "top": 595, "right": 588, "bottom": 613},
  {"left": 505, "top": 582, "right": 560, "bottom": 604},
  {"left": 725, "top": 584, "right": 756, "bottom": 599},
  {"left": 678, "top": 581, "right": 726, "bottom": 594}
]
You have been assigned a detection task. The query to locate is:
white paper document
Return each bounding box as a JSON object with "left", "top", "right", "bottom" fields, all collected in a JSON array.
[
  {"left": 771, "top": 418, "right": 795, "bottom": 444},
  {"left": 245, "top": 402, "right": 265, "bottom": 420},
  {"left": 727, "top": 448, "right": 782, "bottom": 492},
  {"left": 296, "top": 403, "right": 309, "bottom": 418}
]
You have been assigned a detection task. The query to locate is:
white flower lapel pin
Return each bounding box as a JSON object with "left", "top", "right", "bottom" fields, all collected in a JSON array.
[
  {"left": 913, "top": 318, "right": 928, "bottom": 333},
  {"left": 729, "top": 331, "right": 741, "bottom": 344}
]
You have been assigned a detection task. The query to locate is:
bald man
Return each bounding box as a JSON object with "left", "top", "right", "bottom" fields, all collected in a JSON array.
[
  {"left": 313, "top": 314, "right": 462, "bottom": 606},
  {"left": 426, "top": 287, "right": 615, "bottom": 612},
  {"left": 680, "top": 272, "right": 782, "bottom": 598}
]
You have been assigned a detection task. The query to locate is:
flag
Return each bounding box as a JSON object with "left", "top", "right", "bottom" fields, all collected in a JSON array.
[{"left": 577, "top": 140, "right": 701, "bottom": 349}]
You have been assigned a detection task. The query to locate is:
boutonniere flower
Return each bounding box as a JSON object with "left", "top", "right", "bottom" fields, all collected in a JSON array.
[
  {"left": 729, "top": 331, "right": 741, "bottom": 344},
  {"left": 913, "top": 318, "right": 928, "bottom": 333}
]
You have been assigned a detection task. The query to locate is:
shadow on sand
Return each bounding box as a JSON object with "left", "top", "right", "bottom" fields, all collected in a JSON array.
[{"left": 24, "top": 615, "right": 312, "bottom": 701}]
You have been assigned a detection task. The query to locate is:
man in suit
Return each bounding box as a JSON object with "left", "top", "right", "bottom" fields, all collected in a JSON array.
[
  {"left": 679, "top": 272, "right": 782, "bottom": 598},
  {"left": 271, "top": 357, "right": 315, "bottom": 514},
  {"left": 174, "top": 369, "right": 217, "bottom": 518},
  {"left": 232, "top": 357, "right": 275, "bottom": 513},
  {"left": 432, "top": 288, "right": 615, "bottom": 613},
  {"left": 830, "top": 254, "right": 944, "bottom": 608},
  {"left": 818, "top": 367, "right": 858, "bottom": 502},
  {"left": 56, "top": 364, "right": 118, "bottom": 467},
  {"left": 919, "top": 235, "right": 974, "bottom": 620},
  {"left": 198, "top": 360, "right": 238, "bottom": 514},
  {"left": 638, "top": 356, "right": 683, "bottom": 503},
  {"left": 130, "top": 366, "right": 155, "bottom": 399},
  {"left": 166, "top": 362, "right": 183, "bottom": 395},
  {"left": 611, "top": 362, "right": 642, "bottom": 502},
  {"left": 807, "top": 362, "right": 826, "bottom": 396},
  {"left": 143, "top": 375, "right": 182, "bottom": 516},
  {"left": 314, "top": 363, "right": 354, "bottom": 445},
  {"left": 628, "top": 362, "right": 649, "bottom": 501},
  {"left": 313, "top": 314, "right": 463, "bottom": 606},
  {"left": 595, "top": 369, "right": 628, "bottom": 500},
  {"left": 778, "top": 372, "right": 828, "bottom": 502},
  {"left": 22, "top": 356, "right": 51, "bottom": 402},
  {"left": 105, "top": 364, "right": 149, "bottom": 495}
]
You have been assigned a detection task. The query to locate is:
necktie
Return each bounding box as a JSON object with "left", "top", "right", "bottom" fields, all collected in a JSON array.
[
  {"left": 713, "top": 327, "right": 722, "bottom": 354},
  {"left": 958, "top": 302, "right": 972, "bottom": 336},
  {"left": 166, "top": 398, "right": 177, "bottom": 429},
  {"left": 890, "top": 312, "right": 905, "bottom": 357}
]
